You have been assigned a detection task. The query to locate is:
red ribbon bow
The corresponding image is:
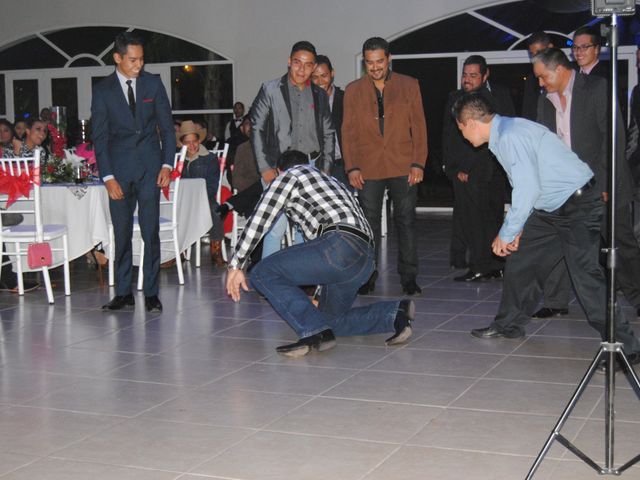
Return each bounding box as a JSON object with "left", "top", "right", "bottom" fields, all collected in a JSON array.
[
  {"left": 0, "top": 169, "right": 32, "bottom": 208},
  {"left": 161, "top": 161, "right": 183, "bottom": 200}
]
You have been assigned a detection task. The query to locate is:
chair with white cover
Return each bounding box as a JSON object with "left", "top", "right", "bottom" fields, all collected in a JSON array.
[
  {"left": 192, "top": 142, "right": 229, "bottom": 267},
  {"left": 0, "top": 149, "right": 70, "bottom": 303},
  {"left": 108, "top": 146, "right": 188, "bottom": 289}
]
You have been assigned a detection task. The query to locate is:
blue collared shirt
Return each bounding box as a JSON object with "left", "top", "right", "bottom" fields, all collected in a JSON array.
[{"left": 488, "top": 115, "right": 594, "bottom": 242}]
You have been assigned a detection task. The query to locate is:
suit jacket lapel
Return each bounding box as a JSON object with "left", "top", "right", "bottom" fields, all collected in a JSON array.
[
  {"left": 108, "top": 73, "right": 130, "bottom": 115},
  {"left": 134, "top": 74, "right": 144, "bottom": 126},
  {"left": 570, "top": 74, "right": 586, "bottom": 144}
]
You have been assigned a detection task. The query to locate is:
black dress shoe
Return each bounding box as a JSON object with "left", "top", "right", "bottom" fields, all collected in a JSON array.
[
  {"left": 358, "top": 270, "right": 378, "bottom": 295},
  {"left": 102, "top": 294, "right": 135, "bottom": 310},
  {"left": 596, "top": 352, "right": 640, "bottom": 375},
  {"left": 144, "top": 295, "right": 163, "bottom": 312},
  {"left": 454, "top": 270, "right": 484, "bottom": 282},
  {"left": 402, "top": 279, "right": 422, "bottom": 296},
  {"left": 471, "top": 325, "right": 524, "bottom": 339},
  {"left": 386, "top": 299, "right": 415, "bottom": 345},
  {"left": 276, "top": 329, "right": 336, "bottom": 357},
  {"left": 532, "top": 307, "right": 569, "bottom": 319},
  {"left": 454, "top": 270, "right": 503, "bottom": 282}
]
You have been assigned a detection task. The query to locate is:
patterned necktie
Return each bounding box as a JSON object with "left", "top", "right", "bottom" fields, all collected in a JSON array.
[{"left": 126, "top": 80, "right": 136, "bottom": 117}]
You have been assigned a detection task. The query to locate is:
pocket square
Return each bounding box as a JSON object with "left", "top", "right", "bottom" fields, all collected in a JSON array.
[{"left": 142, "top": 98, "right": 154, "bottom": 103}]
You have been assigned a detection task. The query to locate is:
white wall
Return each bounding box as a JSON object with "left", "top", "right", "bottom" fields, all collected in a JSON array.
[{"left": 0, "top": 0, "right": 499, "bottom": 105}]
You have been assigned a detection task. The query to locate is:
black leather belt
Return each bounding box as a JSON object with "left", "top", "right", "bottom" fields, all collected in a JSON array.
[
  {"left": 320, "top": 223, "right": 373, "bottom": 246},
  {"left": 571, "top": 177, "right": 596, "bottom": 198}
]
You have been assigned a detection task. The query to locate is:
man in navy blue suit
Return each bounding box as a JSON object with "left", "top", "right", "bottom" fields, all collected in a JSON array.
[{"left": 91, "top": 32, "right": 176, "bottom": 312}]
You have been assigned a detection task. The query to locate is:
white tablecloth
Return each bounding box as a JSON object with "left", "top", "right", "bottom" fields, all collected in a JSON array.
[{"left": 13, "top": 178, "right": 212, "bottom": 270}]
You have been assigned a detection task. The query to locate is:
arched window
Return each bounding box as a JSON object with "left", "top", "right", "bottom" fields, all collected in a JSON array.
[{"left": 0, "top": 26, "right": 234, "bottom": 143}]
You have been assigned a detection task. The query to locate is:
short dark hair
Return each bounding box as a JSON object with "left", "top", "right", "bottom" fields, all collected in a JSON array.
[
  {"left": 532, "top": 47, "right": 572, "bottom": 70},
  {"left": 451, "top": 92, "right": 495, "bottom": 124},
  {"left": 0, "top": 119, "right": 15, "bottom": 137},
  {"left": 527, "top": 31, "right": 552, "bottom": 47},
  {"left": 26, "top": 117, "right": 45, "bottom": 129},
  {"left": 463, "top": 55, "right": 488, "bottom": 76},
  {"left": 362, "top": 37, "right": 389, "bottom": 57},
  {"left": 315, "top": 54, "right": 333, "bottom": 72},
  {"left": 573, "top": 26, "right": 601, "bottom": 47},
  {"left": 290, "top": 41, "right": 316, "bottom": 58},
  {"left": 114, "top": 31, "right": 144, "bottom": 56},
  {"left": 233, "top": 101, "right": 245, "bottom": 109},
  {"left": 277, "top": 150, "right": 309, "bottom": 171}
]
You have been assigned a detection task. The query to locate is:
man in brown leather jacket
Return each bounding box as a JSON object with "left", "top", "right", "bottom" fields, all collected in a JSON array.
[{"left": 342, "top": 37, "right": 428, "bottom": 295}]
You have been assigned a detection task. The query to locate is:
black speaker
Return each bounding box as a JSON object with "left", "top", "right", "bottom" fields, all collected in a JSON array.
[{"left": 591, "top": 0, "right": 636, "bottom": 16}]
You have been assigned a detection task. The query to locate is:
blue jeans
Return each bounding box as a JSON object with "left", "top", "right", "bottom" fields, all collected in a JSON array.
[
  {"left": 261, "top": 212, "right": 305, "bottom": 259},
  {"left": 250, "top": 231, "right": 400, "bottom": 339}
]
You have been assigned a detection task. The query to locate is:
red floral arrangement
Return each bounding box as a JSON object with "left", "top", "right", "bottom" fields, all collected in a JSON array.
[{"left": 47, "top": 124, "right": 67, "bottom": 159}]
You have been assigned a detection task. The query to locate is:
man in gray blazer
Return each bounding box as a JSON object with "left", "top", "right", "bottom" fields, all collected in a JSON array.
[
  {"left": 532, "top": 47, "right": 640, "bottom": 319},
  {"left": 249, "top": 40, "right": 334, "bottom": 258}
]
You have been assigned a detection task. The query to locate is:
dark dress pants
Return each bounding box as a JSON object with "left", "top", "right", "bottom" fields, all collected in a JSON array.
[
  {"left": 540, "top": 201, "right": 640, "bottom": 310},
  {"left": 358, "top": 176, "right": 419, "bottom": 282},
  {"left": 492, "top": 191, "right": 640, "bottom": 354},
  {"left": 110, "top": 172, "right": 161, "bottom": 297},
  {"left": 450, "top": 179, "right": 468, "bottom": 267},
  {"left": 461, "top": 175, "right": 505, "bottom": 274},
  {"left": 606, "top": 202, "right": 640, "bottom": 308}
]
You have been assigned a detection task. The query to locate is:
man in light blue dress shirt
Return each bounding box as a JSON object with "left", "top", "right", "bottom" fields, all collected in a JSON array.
[{"left": 451, "top": 92, "right": 640, "bottom": 363}]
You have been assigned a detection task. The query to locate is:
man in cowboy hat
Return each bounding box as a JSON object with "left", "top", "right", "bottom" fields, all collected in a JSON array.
[{"left": 176, "top": 120, "right": 226, "bottom": 267}]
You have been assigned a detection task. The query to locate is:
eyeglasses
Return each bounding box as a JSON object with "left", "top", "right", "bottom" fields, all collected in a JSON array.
[{"left": 571, "top": 44, "right": 596, "bottom": 52}]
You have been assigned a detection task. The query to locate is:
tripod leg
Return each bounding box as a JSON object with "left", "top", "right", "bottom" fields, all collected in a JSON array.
[
  {"left": 526, "top": 347, "right": 605, "bottom": 479},
  {"left": 605, "top": 349, "right": 617, "bottom": 470},
  {"left": 614, "top": 350, "right": 640, "bottom": 474},
  {"left": 617, "top": 350, "right": 640, "bottom": 392}
]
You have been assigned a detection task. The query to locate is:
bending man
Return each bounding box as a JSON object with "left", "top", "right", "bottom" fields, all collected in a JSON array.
[{"left": 226, "top": 150, "right": 414, "bottom": 357}]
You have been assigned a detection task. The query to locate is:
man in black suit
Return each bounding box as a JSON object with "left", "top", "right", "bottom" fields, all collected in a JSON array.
[
  {"left": 91, "top": 32, "right": 176, "bottom": 312},
  {"left": 311, "top": 55, "right": 346, "bottom": 186},
  {"left": 521, "top": 32, "right": 554, "bottom": 121},
  {"left": 442, "top": 55, "right": 515, "bottom": 280},
  {"left": 572, "top": 26, "right": 607, "bottom": 79},
  {"left": 532, "top": 48, "right": 640, "bottom": 319},
  {"left": 224, "top": 102, "right": 245, "bottom": 142}
]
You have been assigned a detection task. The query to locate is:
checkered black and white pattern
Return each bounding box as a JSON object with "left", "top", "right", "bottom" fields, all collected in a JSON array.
[{"left": 229, "top": 165, "right": 372, "bottom": 270}]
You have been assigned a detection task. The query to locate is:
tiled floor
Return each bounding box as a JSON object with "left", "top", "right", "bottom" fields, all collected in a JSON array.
[{"left": 0, "top": 212, "right": 639, "bottom": 479}]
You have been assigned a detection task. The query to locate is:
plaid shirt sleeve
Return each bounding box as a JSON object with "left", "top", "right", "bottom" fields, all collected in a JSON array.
[{"left": 228, "top": 170, "right": 298, "bottom": 269}]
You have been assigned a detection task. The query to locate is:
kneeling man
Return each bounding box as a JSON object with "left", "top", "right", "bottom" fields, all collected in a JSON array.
[
  {"left": 226, "top": 150, "right": 414, "bottom": 357},
  {"left": 452, "top": 92, "right": 640, "bottom": 364}
]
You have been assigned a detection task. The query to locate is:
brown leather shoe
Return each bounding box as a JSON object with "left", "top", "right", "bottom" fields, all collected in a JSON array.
[{"left": 210, "top": 240, "right": 227, "bottom": 268}]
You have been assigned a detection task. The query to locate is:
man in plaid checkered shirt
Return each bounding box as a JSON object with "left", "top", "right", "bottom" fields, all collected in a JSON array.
[{"left": 226, "top": 150, "right": 415, "bottom": 357}]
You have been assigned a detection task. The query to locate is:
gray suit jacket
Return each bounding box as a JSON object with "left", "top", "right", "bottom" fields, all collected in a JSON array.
[
  {"left": 249, "top": 74, "right": 334, "bottom": 174},
  {"left": 537, "top": 72, "right": 633, "bottom": 205}
]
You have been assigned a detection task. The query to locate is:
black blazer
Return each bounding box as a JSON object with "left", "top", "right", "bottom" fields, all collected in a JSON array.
[
  {"left": 442, "top": 83, "right": 515, "bottom": 182},
  {"left": 586, "top": 61, "right": 609, "bottom": 81},
  {"left": 537, "top": 72, "right": 633, "bottom": 204}
]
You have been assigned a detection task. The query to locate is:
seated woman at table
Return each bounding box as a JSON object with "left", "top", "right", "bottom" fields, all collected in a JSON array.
[
  {"left": 176, "top": 120, "right": 226, "bottom": 267},
  {"left": 7, "top": 117, "right": 50, "bottom": 163},
  {"left": 0, "top": 119, "right": 21, "bottom": 157}
]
